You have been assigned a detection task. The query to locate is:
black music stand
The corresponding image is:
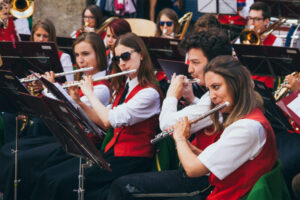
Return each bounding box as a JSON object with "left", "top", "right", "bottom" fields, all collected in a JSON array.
[
  {"left": 197, "top": 0, "right": 237, "bottom": 15},
  {"left": 233, "top": 44, "right": 300, "bottom": 76},
  {"left": 0, "top": 41, "right": 66, "bottom": 82},
  {"left": 157, "top": 59, "right": 190, "bottom": 80},
  {"left": 141, "top": 36, "right": 185, "bottom": 69},
  {"left": 19, "top": 34, "right": 75, "bottom": 63}
]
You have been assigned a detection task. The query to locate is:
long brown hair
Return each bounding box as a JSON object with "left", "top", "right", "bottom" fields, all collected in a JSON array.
[
  {"left": 72, "top": 32, "right": 107, "bottom": 72},
  {"left": 30, "top": 18, "right": 56, "bottom": 42},
  {"left": 155, "top": 8, "right": 179, "bottom": 37},
  {"left": 204, "top": 55, "right": 264, "bottom": 132},
  {"left": 111, "top": 33, "right": 159, "bottom": 95}
]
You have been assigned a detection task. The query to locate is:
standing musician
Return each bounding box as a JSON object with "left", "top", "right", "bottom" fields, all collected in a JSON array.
[
  {"left": 30, "top": 32, "right": 162, "bottom": 200},
  {"left": 108, "top": 55, "right": 277, "bottom": 200},
  {"left": 0, "top": 32, "right": 111, "bottom": 200},
  {"left": 105, "top": 18, "right": 132, "bottom": 74}
]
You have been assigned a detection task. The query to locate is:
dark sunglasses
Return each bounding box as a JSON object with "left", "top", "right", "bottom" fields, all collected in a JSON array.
[
  {"left": 112, "top": 50, "right": 135, "bottom": 63},
  {"left": 159, "top": 21, "right": 173, "bottom": 27}
]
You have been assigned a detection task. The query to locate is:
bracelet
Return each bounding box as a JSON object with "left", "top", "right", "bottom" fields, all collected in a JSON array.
[{"left": 175, "top": 138, "right": 187, "bottom": 143}]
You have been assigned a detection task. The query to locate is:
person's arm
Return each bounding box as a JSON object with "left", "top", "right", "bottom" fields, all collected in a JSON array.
[
  {"left": 150, "top": 0, "right": 157, "bottom": 22},
  {"left": 284, "top": 74, "right": 300, "bottom": 93},
  {"left": 173, "top": 117, "right": 209, "bottom": 177}
]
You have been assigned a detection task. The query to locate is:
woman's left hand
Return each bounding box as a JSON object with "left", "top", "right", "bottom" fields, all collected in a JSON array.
[
  {"left": 173, "top": 117, "right": 191, "bottom": 141},
  {"left": 79, "top": 75, "right": 94, "bottom": 97}
]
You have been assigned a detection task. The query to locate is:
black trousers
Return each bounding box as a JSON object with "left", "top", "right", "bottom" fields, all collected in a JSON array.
[
  {"left": 107, "top": 167, "right": 212, "bottom": 200},
  {"left": 30, "top": 148, "right": 153, "bottom": 200}
]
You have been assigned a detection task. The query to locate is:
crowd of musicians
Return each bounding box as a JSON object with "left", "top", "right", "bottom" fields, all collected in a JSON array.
[{"left": 1, "top": 0, "right": 300, "bottom": 199}]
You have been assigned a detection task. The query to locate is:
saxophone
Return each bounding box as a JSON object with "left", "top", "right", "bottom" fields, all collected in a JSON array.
[{"left": 274, "top": 72, "right": 298, "bottom": 101}]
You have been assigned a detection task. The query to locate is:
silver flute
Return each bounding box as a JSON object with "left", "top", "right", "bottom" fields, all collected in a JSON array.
[
  {"left": 62, "top": 69, "right": 137, "bottom": 89},
  {"left": 19, "top": 67, "right": 94, "bottom": 83},
  {"left": 150, "top": 101, "right": 230, "bottom": 144}
]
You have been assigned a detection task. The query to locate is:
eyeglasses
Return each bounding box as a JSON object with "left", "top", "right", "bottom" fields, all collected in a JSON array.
[
  {"left": 84, "top": 16, "right": 95, "bottom": 20},
  {"left": 159, "top": 21, "right": 173, "bottom": 27},
  {"left": 112, "top": 50, "right": 135, "bottom": 63},
  {"left": 248, "top": 17, "right": 265, "bottom": 22}
]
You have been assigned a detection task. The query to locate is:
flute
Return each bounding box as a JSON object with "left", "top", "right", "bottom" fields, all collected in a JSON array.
[
  {"left": 20, "top": 67, "right": 94, "bottom": 83},
  {"left": 167, "top": 78, "right": 200, "bottom": 84},
  {"left": 150, "top": 102, "right": 230, "bottom": 144},
  {"left": 62, "top": 69, "right": 137, "bottom": 89}
]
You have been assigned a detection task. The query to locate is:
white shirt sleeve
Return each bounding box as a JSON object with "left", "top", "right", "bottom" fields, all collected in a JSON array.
[
  {"left": 273, "top": 37, "right": 284, "bottom": 47},
  {"left": 159, "top": 92, "right": 212, "bottom": 134},
  {"left": 80, "top": 84, "right": 110, "bottom": 107},
  {"left": 60, "top": 53, "right": 74, "bottom": 82},
  {"left": 109, "top": 87, "right": 161, "bottom": 128},
  {"left": 198, "top": 119, "right": 266, "bottom": 180}
]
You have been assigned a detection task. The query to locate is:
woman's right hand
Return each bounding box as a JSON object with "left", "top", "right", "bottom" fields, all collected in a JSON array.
[{"left": 43, "top": 71, "right": 55, "bottom": 83}]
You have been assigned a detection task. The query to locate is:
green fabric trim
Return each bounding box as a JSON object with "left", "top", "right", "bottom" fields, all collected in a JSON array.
[
  {"left": 242, "top": 160, "right": 291, "bottom": 200},
  {"left": 100, "top": 128, "right": 114, "bottom": 151}
]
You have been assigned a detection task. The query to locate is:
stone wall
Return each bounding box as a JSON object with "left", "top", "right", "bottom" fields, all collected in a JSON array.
[{"left": 33, "top": 0, "right": 86, "bottom": 37}]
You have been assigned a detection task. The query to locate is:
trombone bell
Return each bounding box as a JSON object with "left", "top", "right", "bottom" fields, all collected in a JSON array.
[{"left": 10, "top": 0, "right": 34, "bottom": 19}]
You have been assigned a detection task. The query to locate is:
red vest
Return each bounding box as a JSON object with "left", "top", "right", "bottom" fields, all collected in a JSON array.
[
  {"left": 191, "top": 126, "right": 217, "bottom": 150},
  {"left": 104, "top": 84, "right": 159, "bottom": 157},
  {"left": 58, "top": 50, "right": 63, "bottom": 59},
  {"left": 218, "top": 14, "right": 247, "bottom": 26},
  {"left": 0, "top": 17, "right": 18, "bottom": 42},
  {"left": 207, "top": 108, "right": 277, "bottom": 200},
  {"left": 78, "top": 80, "right": 110, "bottom": 98},
  {"left": 262, "top": 33, "right": 277, "bottom": 46}
]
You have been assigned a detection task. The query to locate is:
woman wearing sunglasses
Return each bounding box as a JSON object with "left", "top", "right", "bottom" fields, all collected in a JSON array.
[
  {"left": 30, "top": 32, "right": 162, "bottom": 200},
  {"left": 155, "top": 8, "right": 180, "bottom": 38}
]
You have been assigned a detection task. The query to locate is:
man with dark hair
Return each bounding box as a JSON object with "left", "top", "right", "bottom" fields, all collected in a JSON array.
[
  {"left": 106, "top": 28, "right": 232, "bottom": 200},
  {"left": 247, "top": 1, "right": 283, "bottom": 46}
]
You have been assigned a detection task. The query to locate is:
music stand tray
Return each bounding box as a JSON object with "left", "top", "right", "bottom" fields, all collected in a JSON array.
[
  {"left": 157, "top": 59, "right": 189, "bottom": 80},
  {"left": 234, "top": 44, "right": 300, "bottom": 76},
  {"left": 0, "top": 41, "right": 65, "bottom": 82}
]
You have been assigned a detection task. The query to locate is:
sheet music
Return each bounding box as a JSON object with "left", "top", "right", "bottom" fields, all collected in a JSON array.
[
  {"left": 198, "top": 0, "right": 237, "bottom": 14},
  {"left": 287, "top": 94, "right": 300, "bottom": 118}
]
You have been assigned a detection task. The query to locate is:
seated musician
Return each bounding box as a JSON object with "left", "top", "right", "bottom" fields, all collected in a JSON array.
[
  {"left": 104, "top": 29, "right": 232, "bottom": 199},
  {"left": 0, "top": 0, "right": 18, "bottom": 41},
  {"left": 31, "top": 18, "right": 74, "bottom": 82},
  {"left": 0, "top": 32, "right": 111, "bottom": 200},
  {"left": 155, "top": 8, "right": 180, "bottom": 39},
  {"left": 105, "top": 18, "right": 132, "bottom": 74},
  {"left": 30, "top": 32, "right": 162, "bottom": 200},
  {"left": 70, "top": 5, "right": 103, "bottom": 39},
  {"left": 194, "top": 13, "right": 221, "bottom": 32},
  {"left": 108, "top": 55, "right": 277, "bottom": 200},
  {"left": 236, "top": 1, "right": 283, "bottom": 46}
]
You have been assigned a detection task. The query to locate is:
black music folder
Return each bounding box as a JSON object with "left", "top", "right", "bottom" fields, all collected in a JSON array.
[
  {"left": 141, "top": 36, "right": 185, "bottom": 69},
  {"left": 157, "top": 59, "right": 189, "bottom": 80},
  {"left": 0, "top": 41, "right": 65, "bottom": 82},
  {"left": 233, "top": 44, "right": 300, "bottom": 77}
]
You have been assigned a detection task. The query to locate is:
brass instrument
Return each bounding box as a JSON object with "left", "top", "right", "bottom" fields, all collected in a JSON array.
[
  {"left": 274, "top": 72, "right": 299, "bottom": 101},
  {"left": 95, "top": 16, "right": 119, "bottom": 35},
  {"left": 19, "top": 67, "right": 94, "bottom": 83},
  {"left": 150, "top": 102, "right": 230, "bottom": 144},
  {"left": 62, "top": 69, "right": 136, "bottom": 89},
  {"left": 239, "top": 17, "right": 287, "bottom": 45},
  {"left": 10, "top": 0, "right": 34, "bottom": 18},
  {"left": 176, "top": 12, "right": 193, "bottom": 40}
]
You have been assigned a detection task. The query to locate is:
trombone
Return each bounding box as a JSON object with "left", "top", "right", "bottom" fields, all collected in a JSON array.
[{"left": 239, "top": 17, "right": 287, "bottom": 45}]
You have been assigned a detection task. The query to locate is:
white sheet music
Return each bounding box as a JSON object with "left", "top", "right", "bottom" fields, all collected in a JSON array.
[
  {"left": 198, "top": 0, "right": 237, "bottom": 15},
  {"left": 287, "top": 94, "right": 300, "bottom": 118}
]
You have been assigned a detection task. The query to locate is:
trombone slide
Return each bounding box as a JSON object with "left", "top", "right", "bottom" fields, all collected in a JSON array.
[{"left": 150, "top": 102, "right": 230, "bottom": 144}]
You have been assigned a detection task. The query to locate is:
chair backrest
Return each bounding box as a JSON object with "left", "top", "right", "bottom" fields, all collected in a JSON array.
[
  {"left": 125, "top": 18, "right": 156, "bottom": 37},
  {"left": 244, "top": 160, "right": 291, "bottom": 200}
]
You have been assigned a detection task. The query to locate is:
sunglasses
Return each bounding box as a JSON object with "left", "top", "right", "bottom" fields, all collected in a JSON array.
[
  {"left": 159, "top": 21, "right": 173, "bottom": 27},
  {"left": 112, "top": 50, "right": 135, "bottom": 63}
]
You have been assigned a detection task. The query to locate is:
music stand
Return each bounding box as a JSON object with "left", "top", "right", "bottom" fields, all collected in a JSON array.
[
  {"left": 141, "top": 36, "right": 185, "bottom": 69},
  {"left": 0, "top": 41, "right": 66, "bottom": 82},
  {"left": 234, "top": 44, "right": 300, "bottom": 76},
  {"left": 157, "top": 59, "right": 190, "bottom": 80},
  {"left": 197, "top": 0, "right": 237, "bottom": 15}
]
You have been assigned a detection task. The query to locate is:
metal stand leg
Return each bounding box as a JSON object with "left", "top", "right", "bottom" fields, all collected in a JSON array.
[
  {"left": 74, "top": 158, "right": 93, "bottom": 200},
  {"left": 12, "top": 116, "right": 21, "bottom": 200}
]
